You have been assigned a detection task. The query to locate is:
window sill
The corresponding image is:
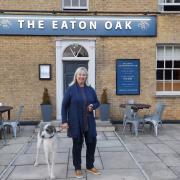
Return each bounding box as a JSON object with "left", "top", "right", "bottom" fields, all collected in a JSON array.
[{"left": 156, "top": 91, "right": 180, "bottom": 98}]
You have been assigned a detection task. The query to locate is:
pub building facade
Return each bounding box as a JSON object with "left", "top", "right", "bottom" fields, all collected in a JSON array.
[{"left": 0, "top": 0, "right": 180, "bottom": 121}]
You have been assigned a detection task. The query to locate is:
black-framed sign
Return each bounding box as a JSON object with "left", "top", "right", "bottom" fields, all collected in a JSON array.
[
  {"left": 39, "top": 64, "right": 51, "bottom": 80},
  {"left": 116, "top": 59, "right": 140, "bottom": 95}
]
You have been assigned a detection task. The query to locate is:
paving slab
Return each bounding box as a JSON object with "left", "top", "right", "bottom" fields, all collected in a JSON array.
[
  {"left": 0, "top": 166, "right": 6, "bottom": 174},
  {"left": 131, "top": 150, "right": 161, "bottom": 163},
  {"left": 13, "top": 152, "right": 69, "bottom": 165},
  {"left": 0, "top": 144, "right": 24, "bottom": 154},
  {"left": 97, "top": 139, "right": 122, "bottom": 148},
  {"left": 0, "top": 154, "right": 16, "bottom": 166},
  {"left": 100, "top": 151, "right": 137, "bottom": 169},
  {"left": 140, "top": 162, "right": 178, "bottom": 180},
  {"left": 7, "top": 164, "right": 67, "bottom": 179},
  {"left": 147, "top": 143, "right": 176, "bottom": 154},
  {"left": 157, "top": 153, "right": 180, "bottom": 167},
  {"left": 87, "top": 169, "right": 146, "bottom": 180},
  {"left": 170, "top": 166, "right": 180, "bottom": 177}
]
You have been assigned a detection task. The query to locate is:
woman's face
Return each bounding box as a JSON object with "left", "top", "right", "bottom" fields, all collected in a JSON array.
[{"left": 76, "top": 70, "right": 87, "bottom": 86}]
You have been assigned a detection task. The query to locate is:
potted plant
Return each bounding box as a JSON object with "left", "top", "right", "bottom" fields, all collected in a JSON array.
[
  {"left": 41, "top": 88, "right": 52, "bottom": 122},
  {"left": 99, "top": 88, "right": 110, "bottom": 121}
]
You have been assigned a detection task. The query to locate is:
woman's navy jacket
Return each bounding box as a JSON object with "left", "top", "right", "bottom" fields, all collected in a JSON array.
[{"left": 61, "top": 83, "right": 100, "bottom": 138}]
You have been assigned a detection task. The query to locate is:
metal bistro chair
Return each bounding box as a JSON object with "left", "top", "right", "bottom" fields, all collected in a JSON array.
[
  {"left": 144, "top": 102, "right": 165, "bottom": 136},
  {"left": 0, "top": 119, "right": 7, "bottom": 145},
  {"left": 122, "top": 105, "right": 141, "bottom": 136},
  {"left": 3, "top": 105, "right": 24, "bottom": 138}
]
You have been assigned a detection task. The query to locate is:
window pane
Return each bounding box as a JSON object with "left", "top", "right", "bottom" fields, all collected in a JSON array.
[
  {"left": 175, "top": 0, "right": 180, "bottom": 3},
  {"left": 156, "top": 82, "right": 163, "bottom": 91},
  {"left": 165, "top": 82, "right": 172, "bottom": 91},
  {"left": 80, "top": 0, "right": 87, "bottom": 6},
  {"left": 165, "top": 46, "right": 172, "bottom": 60},
  {"left": 165, "top": 61, "right": 172, "bottom": 68},
  {"left": 63, "top": 47, "right": 74, "bottom": 57},
  {"left": 174, "top": 61, "right": 180, "bottom": 68},
  {"left": 165, "top": 70, "right": 172, "bottom": 80},
  {"left": 174, "top": 46, "right": 180, "bottom": 60},
  {"left": 157, "top": 46, "right": 164, "bottom": 60},
  {"left": 157, "top": 70, "right": 163, "bottom": 80},
  {"left": 173, "top": 70, "right": 180, "bottom": 80},
  {"left": 72, "top": 0, "right": 79, "bottom": 6},
  {"left": 173, "top": 82, "right": 180, "bottom": 91},
  {"left": 157, "top": 61, "right": 164, "bottom": 68},
  {"left": 77, "top": 46, "right": 88, "bottom": 57},
  {"left": 64, "top": 0, "right": 71, "bottom": 6}
]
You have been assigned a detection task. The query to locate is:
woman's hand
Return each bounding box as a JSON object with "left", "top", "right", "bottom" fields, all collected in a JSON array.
[
  {"left": 60, "top": 123, "right": 69, "bottom": 129},
  {"left": 88, "top": 104, "right": 93, "bottom": 112}
]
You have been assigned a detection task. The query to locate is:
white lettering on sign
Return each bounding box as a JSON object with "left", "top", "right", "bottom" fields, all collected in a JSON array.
[
  {"left": 28, "top": 20, "right": 35, "bottom": 29},
  {"left": 61, "top": 21, "right": 68, "bottom": 29},
  {"left": 52, "top": 20, "right": 58, "bottom": 29},
  {"left": 38, "top": 20, "right": 44, "bottom": 29},
  {"left": 70, "top": 21, "right": 76, "bottom": 29},
  {"left": 79, "top": 21, "right": 86, "bottom": 29},
  {"left": 125, "top": 21, "right": 132, "bottom": 29},
  {"left": 105, "top": 21, "right": 112, "bottom": 30},
  {"left": 16, "top": 19, "right": 136, "bottom": 31},
  {"left": 90, "top": 21, "right": 96, "bottom": 30},
  {"left": 115, "top": 21, "right": 122, "bottom": 29},
  {"left": 18, "top": 20, "right": 25, "bottom": 29}
]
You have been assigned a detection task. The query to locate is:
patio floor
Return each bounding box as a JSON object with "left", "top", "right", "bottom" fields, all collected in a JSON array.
[{"left": 0, "top": 123, "right": 180, "bottom": 180}]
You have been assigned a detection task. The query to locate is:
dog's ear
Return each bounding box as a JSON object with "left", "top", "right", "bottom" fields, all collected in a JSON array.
[{"left": 39, "top": 125, "right": 44, "bottom": 135}]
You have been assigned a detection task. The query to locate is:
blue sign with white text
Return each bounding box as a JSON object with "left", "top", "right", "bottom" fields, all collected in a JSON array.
[
  {"left": 0, "top": 15, "right": 156, "bottom": 36},
  {"left": 116, "top": 59, "right": 140, "bottom": 95}
]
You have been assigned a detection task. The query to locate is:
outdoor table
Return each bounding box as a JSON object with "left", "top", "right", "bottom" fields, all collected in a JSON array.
[
  {"left": 120, "top": 103, "right": 151, "bottom": 134},
  {"left": 120, "top": 103, "right": 151, "bottom": 112},
  {"left": 0, "top": 106, "right": 13, "bottom": 135},
  {"left": 0, "top": 106, "right": 13, "bottom": 120}
]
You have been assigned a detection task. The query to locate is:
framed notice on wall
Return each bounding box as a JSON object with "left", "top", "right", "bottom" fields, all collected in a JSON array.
[
  {"left": 39, "top": 64, "right": 51, "bottom": 80},
  {"left": 116, "top": 59, "right": 140, "bottom": 95}
]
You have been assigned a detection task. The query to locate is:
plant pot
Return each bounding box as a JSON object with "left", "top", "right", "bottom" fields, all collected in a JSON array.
[
  {"left": 41, "top": 104, "right": 52, "bottom": 122},
  {"left": 100, "top": 104, "right": 110, "bottom": 121}
]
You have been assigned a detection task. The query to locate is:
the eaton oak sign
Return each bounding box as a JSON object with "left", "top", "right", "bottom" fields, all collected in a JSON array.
[{"left": 0, "top": 15, "right": 156, "bottom": 36}]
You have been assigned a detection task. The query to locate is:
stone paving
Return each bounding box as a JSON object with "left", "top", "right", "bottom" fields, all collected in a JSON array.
[{"left": 0, "top": 123, "right": 180, "bottom": 180}]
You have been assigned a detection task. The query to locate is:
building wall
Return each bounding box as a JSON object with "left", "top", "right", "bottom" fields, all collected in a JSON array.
[
  {"left": 0, "top": 36, "right": 56, "bottom": 120},
  {"left": 0, "top": 0, "right": 156, "bottom": 12},
  {"left": 0, "top": 1, "right": 180, "bottom": 120}
]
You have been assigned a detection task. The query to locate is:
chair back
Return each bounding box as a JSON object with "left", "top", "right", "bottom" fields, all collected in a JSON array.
[
  {"left": 15, "top": 105, "right": 24, "bottom": 122},
  {"left": 155, "top": 102, "right": 165, "bottom": 120},
  {"left": 124, "top": 105, "right": 135, "bottom": 120}
]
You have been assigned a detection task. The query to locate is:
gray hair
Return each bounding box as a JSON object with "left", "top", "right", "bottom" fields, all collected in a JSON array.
[{"left": 69, "top": 67, "right": 89, "bottom": 86}]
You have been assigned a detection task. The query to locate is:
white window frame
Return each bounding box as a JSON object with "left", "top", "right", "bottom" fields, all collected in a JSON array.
[
  {"left": 158, "top": 0, "right": 180, "bottom": 12},
  {"left": 62, "top": 0, "right": 89, "bottom": 10},
  {"left": 156, "top": 44, "right": 180, "bottom": 96}
]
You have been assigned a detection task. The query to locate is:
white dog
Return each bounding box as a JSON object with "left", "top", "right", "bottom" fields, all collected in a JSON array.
[{"left": 34, "top": 124, "right": 57, "bottom": 179}]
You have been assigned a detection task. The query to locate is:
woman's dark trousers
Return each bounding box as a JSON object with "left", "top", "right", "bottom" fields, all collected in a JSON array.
[{"left": 72, "top": 132, "right": 97, "bottom": 170}]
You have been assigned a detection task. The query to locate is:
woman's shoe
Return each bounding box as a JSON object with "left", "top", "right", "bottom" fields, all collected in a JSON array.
[
  {"left": 87, "top": 167, "right": 101, "bottom": 175},
  {"left": 75, "top": 170, "right": 83, "bottom": 178}
]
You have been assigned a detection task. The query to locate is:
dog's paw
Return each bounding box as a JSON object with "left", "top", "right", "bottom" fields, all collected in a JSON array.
[
  {"left": 50, "top": 174, "right": 56, "bottom": 179},
  {"left": 34, "top": 162, "right": 38, "bottom": 167}
]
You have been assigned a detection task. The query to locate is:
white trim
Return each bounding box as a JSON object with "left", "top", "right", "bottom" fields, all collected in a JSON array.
[
  {"left": 158, "top": 0, "right": 180, "bottom": 12},
  {"left": 156, "top": 91, "right": 180, "bottom": 95},
  {"left": 56, "top": 39, "right": 95, "bottom": 121},
  {"left": 156, "top": 44, "right": 180, "bottom": 94}
]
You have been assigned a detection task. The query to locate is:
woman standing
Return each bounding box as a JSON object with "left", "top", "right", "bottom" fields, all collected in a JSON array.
[{"left": 61, "top": 67, "right": 101, "bottom": 178}]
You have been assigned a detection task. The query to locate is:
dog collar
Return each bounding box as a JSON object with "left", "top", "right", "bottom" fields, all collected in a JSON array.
[{"left": 49, "top": 134, "right": 54, "bottom": 139}]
